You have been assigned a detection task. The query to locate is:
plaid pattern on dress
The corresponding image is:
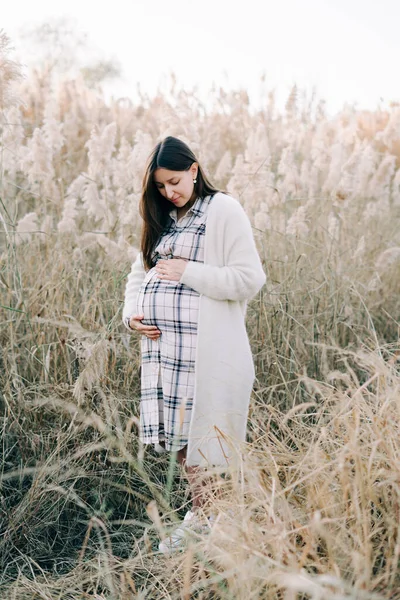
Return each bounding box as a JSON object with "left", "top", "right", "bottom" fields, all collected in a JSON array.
[{"left": 134, "top": 194, "right": 214, "bottom": 451}]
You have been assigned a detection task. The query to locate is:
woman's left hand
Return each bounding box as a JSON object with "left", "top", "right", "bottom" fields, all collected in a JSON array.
[{"left": 155, "top": 259, "right": 188, "bottom": 281}]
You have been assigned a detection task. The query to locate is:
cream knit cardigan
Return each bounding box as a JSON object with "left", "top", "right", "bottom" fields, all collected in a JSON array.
[{"left": 122, "top": 192, "right": 266, "bottom": 468}]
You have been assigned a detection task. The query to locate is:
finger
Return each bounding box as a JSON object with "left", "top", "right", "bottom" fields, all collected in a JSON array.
[
  {"left": 142, "top": 329, "right": 159, "bottom": 336},
  {"left": 135, "top": 322, "right": 158, "bottom": 330},
  {"left": 130, "top": 316, "right": 144, "bottom": 324},
  {"left": 159, "top": 274, "right": 178, "bottom": 281}
]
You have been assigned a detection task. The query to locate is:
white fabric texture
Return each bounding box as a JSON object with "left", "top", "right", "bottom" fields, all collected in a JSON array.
[{"left": 122, "top": 192, "right": 266, "bottom": 467}]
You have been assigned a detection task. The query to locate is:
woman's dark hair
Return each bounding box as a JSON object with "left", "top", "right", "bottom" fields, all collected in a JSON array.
[{"left": 140, "top": 136, "right": 220, "bottom": 270}]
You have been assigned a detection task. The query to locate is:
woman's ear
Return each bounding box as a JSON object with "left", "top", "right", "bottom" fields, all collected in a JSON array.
[{"left": 191, "top": 162, "right": 198, "bottom": 179}]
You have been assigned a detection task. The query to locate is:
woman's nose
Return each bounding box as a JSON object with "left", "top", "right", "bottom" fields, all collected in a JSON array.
[{"left": 165, "top": 185, "right": 173, "bottom": 198}]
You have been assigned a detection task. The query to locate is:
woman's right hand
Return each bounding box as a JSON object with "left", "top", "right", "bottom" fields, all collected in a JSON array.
[{"left": 129, "top": 315, "right": 161, "bottom": 340}]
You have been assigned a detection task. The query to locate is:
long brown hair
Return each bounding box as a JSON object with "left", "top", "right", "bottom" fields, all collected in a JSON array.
[{"left": 140, "top": 136, "right": 220, "bottom": 270}]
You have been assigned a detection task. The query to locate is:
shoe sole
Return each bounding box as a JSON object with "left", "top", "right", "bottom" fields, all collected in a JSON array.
[
  {"left": 158, "top": 523, "right": 211, "bottom": 554},
  {"left": 158, "top": 540, "right": 184, "bottom": 554}
]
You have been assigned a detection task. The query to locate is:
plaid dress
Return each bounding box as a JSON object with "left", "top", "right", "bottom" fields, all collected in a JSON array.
[{"left": 135, "top": 195, "right": 213, "bottom": 451}]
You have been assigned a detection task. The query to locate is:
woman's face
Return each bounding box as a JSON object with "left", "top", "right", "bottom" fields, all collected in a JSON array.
[{"left": 154, "top": 163, "right": 198, "bottom": 209}]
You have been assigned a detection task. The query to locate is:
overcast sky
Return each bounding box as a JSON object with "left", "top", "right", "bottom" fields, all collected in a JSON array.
[{"left": 3, "top": 0, "right": 400, "bottom": 116}]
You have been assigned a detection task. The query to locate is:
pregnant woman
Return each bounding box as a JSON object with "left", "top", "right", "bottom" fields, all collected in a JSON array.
[{"left": 122, "top": 136, "right": 265, "bottom": 553}]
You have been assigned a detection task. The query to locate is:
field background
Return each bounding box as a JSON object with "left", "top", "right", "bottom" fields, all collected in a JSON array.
[{"left": 1, "top": 31, "right": 400, "bottom": 599}]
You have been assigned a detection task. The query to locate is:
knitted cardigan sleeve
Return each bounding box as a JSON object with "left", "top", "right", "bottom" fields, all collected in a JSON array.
[
  {"left": 179, "top": 197, "right": 266, "bottom": 301},
  {"left": 122, "top": 251, "right": 146, "bottom": 331}
]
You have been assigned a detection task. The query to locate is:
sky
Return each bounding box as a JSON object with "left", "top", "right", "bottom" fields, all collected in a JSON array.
[{"left": 3, "top": 0, "right": 400, "bottom": 117}]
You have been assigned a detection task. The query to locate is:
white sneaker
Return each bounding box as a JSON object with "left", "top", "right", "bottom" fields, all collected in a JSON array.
[{"left": 158, "top": 510, "right": 211, "bottom": 554}]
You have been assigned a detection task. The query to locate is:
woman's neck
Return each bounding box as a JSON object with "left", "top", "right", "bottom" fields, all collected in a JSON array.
[{"left": 177, "top": 196, "right": 197, "bottom": 220}]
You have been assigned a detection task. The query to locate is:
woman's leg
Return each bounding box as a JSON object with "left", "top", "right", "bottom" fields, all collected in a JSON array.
[
  {"left": 176, "top": 445, "right": 208, "bottom": 511},
  {"left": 158, "top": 442, "right": 215, "bottom": 511}
]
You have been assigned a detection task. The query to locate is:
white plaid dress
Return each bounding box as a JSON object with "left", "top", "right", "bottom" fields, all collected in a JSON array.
[{"left": 133, "top": 195, "right": 213, "bottom": 451}]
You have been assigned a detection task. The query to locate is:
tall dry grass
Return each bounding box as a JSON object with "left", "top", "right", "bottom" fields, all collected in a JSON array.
[{"left": 1, "top": 31, "right": 399, "bottom": 599}]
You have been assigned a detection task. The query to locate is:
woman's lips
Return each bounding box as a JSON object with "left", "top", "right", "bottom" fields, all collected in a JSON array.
[{"left": 171, "top": 197, "right": 180, "bottom": 203}]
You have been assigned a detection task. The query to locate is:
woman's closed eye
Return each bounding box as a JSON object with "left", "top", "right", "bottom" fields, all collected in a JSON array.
[{"left": 156, "top": 180, "right": 179, "bottom": 188}]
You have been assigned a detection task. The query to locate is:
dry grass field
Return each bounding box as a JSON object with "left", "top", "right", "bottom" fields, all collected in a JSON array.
[{"left": 1, "top": 31, "right": 400, "bottom": 599}]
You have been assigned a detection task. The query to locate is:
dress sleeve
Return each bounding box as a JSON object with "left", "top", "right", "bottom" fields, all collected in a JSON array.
[
  {"left": 179, "top": 198, "right": 266, "bottom": 301},
  {"left": 122, "top": 251, "right": 146, "bottom": 331}
]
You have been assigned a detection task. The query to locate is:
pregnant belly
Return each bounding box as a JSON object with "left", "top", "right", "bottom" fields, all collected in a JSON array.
[{"left": 137, "top": 275, "right": 200, "bottom": 331}]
